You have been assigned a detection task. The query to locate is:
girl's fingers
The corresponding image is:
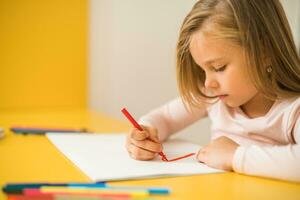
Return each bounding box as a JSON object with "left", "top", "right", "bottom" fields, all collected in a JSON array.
[
  {"left": 130, "top": 128, "right": 149, "bottom": 141},
  {"left": 197, "top": 148, "right": 207, "bottom": 163},
  {"left": 141, "top": 126, "right": 160, "bottom": 143},
  {"left": 126, "top": 125, "right": 161, "bottom": 161},
  {"left": 130, "top": 138, "right": 162, "bottom": 153},
  {"left": 148, "top": 132, "right": 160, "bottom": 143},
  {"left": 127, "top": 143, "right": 156, "bottom": 160}
]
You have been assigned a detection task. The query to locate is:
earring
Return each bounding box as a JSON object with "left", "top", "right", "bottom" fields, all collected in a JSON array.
[{"left": 266, "top": 66, "right": 273, "bottom": 73}]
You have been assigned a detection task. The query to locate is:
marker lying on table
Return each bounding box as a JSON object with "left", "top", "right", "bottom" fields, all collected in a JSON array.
[
  {"left": 40, "top": 187, "right": 148, "bottom": 197},
  {"left": 3, "top": 183, "right": 170, "bottom": 195},
  {"left": 100, "top": 185, "right": 170, "bottom": 195},
  {"left": 10, "top": 126, "right": 88, "bottom": 134},
  {"left": 3, "top": 183, "right": 106, "bottom": 194},
  {"left": 7, "top": 194, "right": 125, "bottom": 200},
  {"left": 50, "top": 185, "right": 170, "bottom": 195},
  {"left": 121, "top": 107, "right": 195, "bottom": 162}
]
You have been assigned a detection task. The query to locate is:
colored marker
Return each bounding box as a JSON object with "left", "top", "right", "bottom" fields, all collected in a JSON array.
[
  {"left": 69, "top": 183, "right": 170, "bottom": 195},
  {"left": 3, "top": 183, "right": 105, "bottom": 194},
  {"left": 7, "top": 194, "right": 53, "bottom": 200},
  {"left": 23, "top": 189, "right": 131, "bottom": 199},
  {"left": 103, "top": 185, "right": 170, "bottom": 195},
  {"left": 121, "top": 108, "right": 168, "bottom": 161},
  {"left": 39, "top": 187, "right": 149, "bottom": 198},
  {"left": 67, "top": 185, "right": 170, "bottom": 195},
  {"left": 121, "top": 108, "right": 196, "bottom": 162},
  {"left": 8, "top": 193, "right": 130, "bottom": 200},
  {"left": 10, "top": 126, "right": 88, "bottom": 134}
]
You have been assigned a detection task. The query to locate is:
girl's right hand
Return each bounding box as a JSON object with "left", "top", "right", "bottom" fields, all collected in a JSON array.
[{"left": 126, "top": 125, "right": 163, "bottom": 161}]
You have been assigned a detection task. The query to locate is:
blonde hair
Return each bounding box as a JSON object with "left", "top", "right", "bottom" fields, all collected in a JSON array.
[{"left": 177, "top": 0, "right": 300, "bottom": 108}]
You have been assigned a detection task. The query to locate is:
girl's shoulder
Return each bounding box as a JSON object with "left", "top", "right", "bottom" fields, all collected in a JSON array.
[
  {"left": 278, "top": 96, "right": 300, "bottom": 142},
  {"left": 267, "top": 96, "right": 300, "bottom": 135},
  {"left": 276, "top": 96, "right": 300, "bottom": 111}
]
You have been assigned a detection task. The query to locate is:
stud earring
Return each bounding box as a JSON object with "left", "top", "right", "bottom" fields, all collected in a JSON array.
[{"left": 266, "top": 66, "right": 273, "bottom": 73}]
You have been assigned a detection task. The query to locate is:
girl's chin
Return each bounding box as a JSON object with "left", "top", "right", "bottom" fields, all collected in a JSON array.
[
  {"left": 222, "top": 99, "right": 241, "bottom": 108},
  {"left": 217, "top": 95, "right": 243, "bottom": 108}
]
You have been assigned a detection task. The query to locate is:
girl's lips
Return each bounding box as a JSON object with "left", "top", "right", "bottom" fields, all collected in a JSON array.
[{"left": 218, "top": 95, "right": 228, "bottom": 100}]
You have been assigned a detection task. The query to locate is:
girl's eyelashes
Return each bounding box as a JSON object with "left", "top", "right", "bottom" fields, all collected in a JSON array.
[{"left": 214, "top": 65, "right": 227, "bottom": 72}]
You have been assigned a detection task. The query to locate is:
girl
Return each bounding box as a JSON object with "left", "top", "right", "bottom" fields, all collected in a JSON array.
[{"left": 126, "top": 0, "right": 300, "bottom": 182}]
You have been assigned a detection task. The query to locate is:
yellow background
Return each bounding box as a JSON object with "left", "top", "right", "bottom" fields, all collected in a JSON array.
[{"left": 0, "top": 0, "right": 87, "bottom": 110}]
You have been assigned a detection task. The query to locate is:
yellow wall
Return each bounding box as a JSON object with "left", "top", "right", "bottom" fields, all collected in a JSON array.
[{"left": 0, "top": 0, "right": 87, "bottom": 109}]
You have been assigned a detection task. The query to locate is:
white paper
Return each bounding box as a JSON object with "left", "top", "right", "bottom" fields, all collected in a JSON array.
[{"left": 47, "top": 133, "right": 223, "bottom": 181}]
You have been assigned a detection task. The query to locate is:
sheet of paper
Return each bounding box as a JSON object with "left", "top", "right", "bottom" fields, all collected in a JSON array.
[{"left": 47, "top": 133, "right": 223, "bottom": 181}]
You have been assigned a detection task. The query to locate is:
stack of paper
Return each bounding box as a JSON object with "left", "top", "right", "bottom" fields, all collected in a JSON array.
[{"left": 47, "top": 133, "right": 223, "bottom": 181}]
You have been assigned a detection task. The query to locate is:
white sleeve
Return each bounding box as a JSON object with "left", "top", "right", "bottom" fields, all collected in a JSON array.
[
  {"left": 138, "top": 97, "right": 208, "bottom": 141},
  {"left": 232, "top": 117, "right": 300, "bottom": 182}
]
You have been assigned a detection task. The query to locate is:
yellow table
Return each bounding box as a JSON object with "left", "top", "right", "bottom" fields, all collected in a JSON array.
[{"left": 0, "top": 109, "right": 299, "bottom": 200}]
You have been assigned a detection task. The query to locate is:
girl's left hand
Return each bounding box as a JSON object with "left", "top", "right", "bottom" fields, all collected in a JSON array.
[{"left": 197, "top": 136, "right": 239, "bottom": 171}]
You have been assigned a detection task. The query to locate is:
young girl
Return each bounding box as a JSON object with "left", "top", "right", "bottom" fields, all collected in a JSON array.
[{"left": 125, "top": 0, "right": 300, "bottom": 182}]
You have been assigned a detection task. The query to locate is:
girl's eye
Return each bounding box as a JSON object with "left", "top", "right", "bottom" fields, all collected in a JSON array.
[{"left": 214, "top": 65, "right": 227, "bottom": 72}]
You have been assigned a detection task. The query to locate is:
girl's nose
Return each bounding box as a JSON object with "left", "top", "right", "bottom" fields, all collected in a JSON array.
[{"left": 205, "top": 77, "right": 219, "bottom": 89}]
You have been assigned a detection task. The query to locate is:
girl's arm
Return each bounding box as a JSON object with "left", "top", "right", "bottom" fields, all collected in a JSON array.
[
  {"left": 138, "top": 97, "right": 208, "bottom": 142},
  {"left": 232, "top": 117, "right": 300, "bottom": 182}
]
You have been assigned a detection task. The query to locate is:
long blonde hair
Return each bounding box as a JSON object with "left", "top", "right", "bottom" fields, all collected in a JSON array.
[{"left": 177, "top": 0, "right": 300, "bottom": 108}]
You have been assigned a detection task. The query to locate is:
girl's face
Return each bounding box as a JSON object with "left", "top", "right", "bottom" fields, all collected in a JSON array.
[{"left": 189, "top": 31, "right": 258, "bottom": 108}]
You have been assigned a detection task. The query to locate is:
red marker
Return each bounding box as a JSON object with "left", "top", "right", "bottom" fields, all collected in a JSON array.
[
  {"left": 121, "top": 108, "right": 168, "bottom": 161},
  {"left": 121, "top": 108, "right": 195, "bottom": 162}
]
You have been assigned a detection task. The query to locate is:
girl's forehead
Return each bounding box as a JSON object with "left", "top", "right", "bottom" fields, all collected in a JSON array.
[
  {"left": 189, "top": 31, "right": 240, "bottom": 63},
  {"left": 190, "top": 32, "right": 235, "bottom": 54}
]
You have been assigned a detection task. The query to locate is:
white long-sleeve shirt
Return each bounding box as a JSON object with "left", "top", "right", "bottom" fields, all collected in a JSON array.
[{"left": 138, "top": 96, "right": 300, "bottom": 182}]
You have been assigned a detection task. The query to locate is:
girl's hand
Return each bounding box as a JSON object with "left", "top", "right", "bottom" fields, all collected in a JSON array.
[
  {"left": 197, "top": 136, "right": 239, "bottom": 171},
  {"left": 126, "top": 125, "right": 162, "bottom": 161}
]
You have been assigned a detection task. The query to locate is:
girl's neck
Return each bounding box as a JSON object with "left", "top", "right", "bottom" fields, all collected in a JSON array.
[{"left": 240, "top": 93, "right": 275, "bottom": 119}]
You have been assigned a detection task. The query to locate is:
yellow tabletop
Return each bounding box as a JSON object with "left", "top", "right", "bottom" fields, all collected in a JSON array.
[{"left": 0, "top": 109, "right": 299, "bottom": 200}]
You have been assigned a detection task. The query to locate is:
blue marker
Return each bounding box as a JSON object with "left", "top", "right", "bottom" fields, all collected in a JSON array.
[
  {"left": 105, "top": 186, "right": 170, "bottom": 195},
  {"left": 69, "top": 184, "right": 170, "bottom": 195}
]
